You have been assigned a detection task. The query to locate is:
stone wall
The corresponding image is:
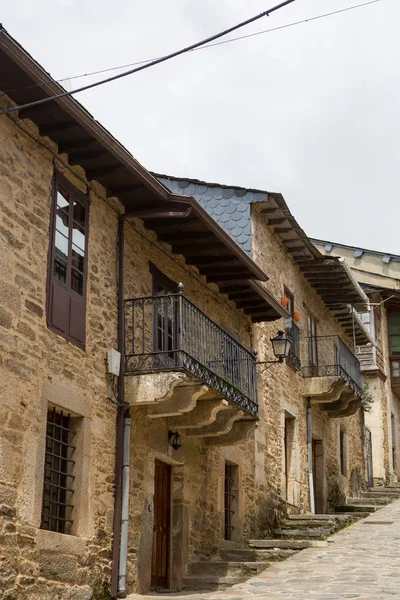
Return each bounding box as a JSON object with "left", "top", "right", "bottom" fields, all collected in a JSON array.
[
  {"left": 0, "top": 107, "right": 124, "bottom": 598},
  {"left": 238, "top": 204, "right": 367, "bottom": 537},
  {"left": 0, "top": 107, "right": 256, "bottom": 597},
  {"left": 0, "top": 102, "right": 368, "bottom": 599},
  {"left": 314, "top": 240, "right": 399, "bottom": 483}
]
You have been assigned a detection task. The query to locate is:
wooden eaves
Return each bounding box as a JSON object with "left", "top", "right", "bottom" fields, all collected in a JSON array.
[
  {"left": 0, "top": 25, "right": 286, "bottom": 323},
  {"left": 259, "top": 193, "right": 373, "bottom": 345}
]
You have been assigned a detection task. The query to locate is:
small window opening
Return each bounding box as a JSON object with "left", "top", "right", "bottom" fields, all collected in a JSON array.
[
  {"left": 41, "top": 408, "right": 76, "bottom": 534},
  {"left": 224, "top": 462, "right": 238, "bottom": 541}
]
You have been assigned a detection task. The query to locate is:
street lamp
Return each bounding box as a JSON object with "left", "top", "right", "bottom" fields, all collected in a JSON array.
[
  {"left": 256, "top": 330, "right": 291, "bottom": 372},
  {"left": 168, "top": 430, "right": 182, "bottom": 450},
  {"left": 271, "top": 330, "right": 291, "bottom": 363}
]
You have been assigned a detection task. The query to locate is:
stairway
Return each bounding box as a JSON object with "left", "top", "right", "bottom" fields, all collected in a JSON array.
[
  {"left": 183, "top": 487, "right": 400, "bottom": 591},
  {"left": 333, "top": 486, "right": 400, "bottom": 514},
  {"left": 183, "top": 514, "right": 361, "bottom": 590}
]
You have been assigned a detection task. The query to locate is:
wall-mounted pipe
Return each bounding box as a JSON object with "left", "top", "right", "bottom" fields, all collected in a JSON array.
[
  {"left": 307, "top": 398, "right": 315, "bottom": 514},
  {"left": 111, "top": 214, "right": 126, "bottom": 598},
  {"left": 118, "top": 408, "right": 131, "bottom": 597}
]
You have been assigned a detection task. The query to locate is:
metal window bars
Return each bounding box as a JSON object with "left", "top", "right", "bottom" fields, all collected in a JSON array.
[
  {"left": 41, "top": 407, "right": 75, "bottom": 534},
  {"left": 124, "top": 293, "right": 258, "bottom": 417},
  {"left": 224, "top": 463, "right": 236, "bottom": 541}
]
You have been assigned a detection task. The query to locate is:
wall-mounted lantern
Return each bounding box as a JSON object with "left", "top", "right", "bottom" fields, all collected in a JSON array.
[
  {"left": 256, "top": 330, "right": 291, "bottom": 372},
  {"left": 270, "top": 330, "right": 291, "bottom": 362},
  {"left": 168, "top": 431, "right": 182, "bottom": 451}
]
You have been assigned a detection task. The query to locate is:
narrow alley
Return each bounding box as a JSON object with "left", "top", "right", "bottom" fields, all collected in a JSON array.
[{"left": 128, "top": 499, "right": 400, "bottom": 600}]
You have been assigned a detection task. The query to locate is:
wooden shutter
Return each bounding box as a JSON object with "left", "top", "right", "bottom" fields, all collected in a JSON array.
[{"left": 47, "top": 171, "right": 89, "bottom": 349}]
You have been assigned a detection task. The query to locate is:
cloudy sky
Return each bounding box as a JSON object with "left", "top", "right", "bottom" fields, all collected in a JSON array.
[{"left": 2, "top": 0, "right": 398, "bottom": 254}]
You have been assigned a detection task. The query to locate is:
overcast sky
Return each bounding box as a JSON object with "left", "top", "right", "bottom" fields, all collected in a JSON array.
[{"left": 2, "top": 0, "right": 399, "bottom": 254}]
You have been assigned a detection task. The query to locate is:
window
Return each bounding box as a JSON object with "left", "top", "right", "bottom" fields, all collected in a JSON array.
[
  {"left": 307, "top": 312, "right": 318, "bottom": 368},
  {"left": 47, "top": 171, "right": 89, "bottom": 349},
  {"left": 284, "top": 287, "right": 294, "bottom": 320},
  {"left": 389, "top": 313, "right": 400, "bottom": 356},
  {"left": 41, "top": 408, "right": 75, "bottom": 535},
  {"left": 150, "top": 264, "right": 178, "bottom": 368},
  {"left": 284, "top": 287, "right": 300, "bottom": 370},
  {"left": 224, "top": 462, "right": 238, "bottom": 541}
]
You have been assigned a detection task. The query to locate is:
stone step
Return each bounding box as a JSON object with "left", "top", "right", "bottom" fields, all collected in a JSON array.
[
  {"left": 347, "top": 497, "right": 390, "bottom": 506},
  {"left": 189, "top": 560, "right": 269, "bottom": 578},
  {"left": 287, "top": 514, "right": 336, "bottom": 520},
  {"left": 334, "top": 504, "right": 376, "bottom": 513},
  {"left": 279, "top": 519, "right": 337, "bottom": 529},
  {"left": 219, "top": 547, "right": 297, "bottom": 562},
  {"left": 274, "top": 527, "right": 333, "bottom": 540},
  {"left": 367, "top": 488, "right": 400, "bottom": 496},
  {"left": 183, "top": 575, "right": 248, "bottom": 590},
  {"left": 247, "top": 539, "right": 328, "bottom": 550},
  {"left": 327, "top": 510, "right": 373, "bottom": 518}
]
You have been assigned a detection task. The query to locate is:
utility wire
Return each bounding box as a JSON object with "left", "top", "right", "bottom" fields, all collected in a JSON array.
[
  {"left": 0, "top": 0, "right": 297, "bottom": 116},
  {"left": 0, "top": 0, "right": 382, "bottom": 102}
]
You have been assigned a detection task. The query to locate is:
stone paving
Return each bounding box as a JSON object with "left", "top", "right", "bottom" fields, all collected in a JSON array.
[{"left": 127, "top": 499, "right": 400, "bottom": 600}]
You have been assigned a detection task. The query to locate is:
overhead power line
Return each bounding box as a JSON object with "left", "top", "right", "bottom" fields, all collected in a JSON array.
[
  {"left": 0, "top": 0, "right": 297, "bottom": 116},
  {"left": 0, "top": 0, "right": 383, "bottom": 103}
]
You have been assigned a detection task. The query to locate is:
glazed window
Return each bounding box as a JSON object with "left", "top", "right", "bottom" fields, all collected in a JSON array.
[
  {"left": 307, "top": 312, "right": 318, "bottom": 367},
  {"left": 47, "top": 171, "right": 89, "bottom": 349},
  {"left": 389, "top": 313, "right": 400, "bottom": 356},
  {"left": 41, "top": 408, "right": 76, "bottom": 535}
]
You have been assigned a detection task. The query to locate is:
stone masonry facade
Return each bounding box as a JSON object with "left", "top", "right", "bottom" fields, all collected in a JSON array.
[{"left": 0, "top": 87, "right": 368, "bottom": 600}]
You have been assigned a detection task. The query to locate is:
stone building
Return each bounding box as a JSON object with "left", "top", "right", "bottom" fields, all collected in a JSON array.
[
  {"left": 313, "top": 239, "right": 400, "bottom": 485},
  {"left": 0, "top": 27, "right": 370, "bottom": 600}
]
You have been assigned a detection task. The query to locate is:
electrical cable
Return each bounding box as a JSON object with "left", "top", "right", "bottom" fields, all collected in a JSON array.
[
  {"left": 0, "top": 0, "right": 382, "bottom": 101},
  {"left": 0, "top": 0, "right": 298, "bottom": 116}
]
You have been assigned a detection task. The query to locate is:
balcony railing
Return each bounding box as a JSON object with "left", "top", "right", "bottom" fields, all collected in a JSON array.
[
  {"left": 301, "top": 335, "right": 362, "bottom": 397},
  {"left": 124, "top": 293, "right": 258, "bottom": 417}
]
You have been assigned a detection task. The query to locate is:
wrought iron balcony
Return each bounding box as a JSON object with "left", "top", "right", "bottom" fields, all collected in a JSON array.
[
  {"left": 301, "top": 335, "right": 362, "bottom": 397},
  {"left": 124, "top": 293, "right": 258, "bottom": 417}
]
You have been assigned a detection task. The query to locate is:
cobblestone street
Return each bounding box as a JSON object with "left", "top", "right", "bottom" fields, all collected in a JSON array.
[{"left": 128, "top": 499, "right": 400, "bottom": 600}]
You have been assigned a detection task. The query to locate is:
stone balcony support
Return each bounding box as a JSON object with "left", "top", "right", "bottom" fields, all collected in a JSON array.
[{"left": 126, "top": 372, "right": 256, "bottom": 444}]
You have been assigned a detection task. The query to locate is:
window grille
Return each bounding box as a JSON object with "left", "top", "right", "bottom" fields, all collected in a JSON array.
[{"left": 41, "top": 408, "right": 75, "bottom": 534}]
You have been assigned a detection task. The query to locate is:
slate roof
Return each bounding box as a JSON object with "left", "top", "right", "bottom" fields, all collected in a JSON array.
[{"left": 156, "top": 175, "right": 268, "bottom": 256}]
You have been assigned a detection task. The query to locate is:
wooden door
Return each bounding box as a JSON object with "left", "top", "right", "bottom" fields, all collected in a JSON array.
[
  {"left": 151, "top": 460, "right": 171, "bottom": 589},
  {"left": 312, "top": 439, "right": 325, "bottom": 514},
  {"left": 365, "top": 428, "right": 373, "bottom": 487}
]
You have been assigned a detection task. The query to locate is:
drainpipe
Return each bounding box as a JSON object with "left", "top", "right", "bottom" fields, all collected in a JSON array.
[
  {"left": 307, "top": 398, "right": 315, "bottom": 514},
  {"left": 111, "top": 214, "right": 127, "bottom": 598},
  {"left": 118, "top": 408, "right": 131, "bottom": 597}
]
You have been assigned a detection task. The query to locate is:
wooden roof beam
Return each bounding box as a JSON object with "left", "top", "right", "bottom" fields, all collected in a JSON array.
[
  {"left": 86, "top": 164, "right": 123, "bottom": 180},
  {"left": 69, "top": 149, "right": 110, "bottom": 165},
  {"left": 58, "top": 138, "right": 94, "bottom": 153}
]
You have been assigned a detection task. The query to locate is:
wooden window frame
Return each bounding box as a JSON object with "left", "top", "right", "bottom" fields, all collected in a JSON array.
[
  {"left": 46, "top": 171, "right": 89, "bottom": 350},
  {"left": 387, "top": 311, "right": 400, "bottom": 386},
  {"left": 306, "top": 310, "right": 319, "bottom": 368},
  {"left": 284, "top": 286, "right": 296, "bottom": 371},
  {"left": 284, "top": 286, "right": 294, "bottom": 319},
  {"left": 149, "top": 264, "right": 178, "bottom": 367}
]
